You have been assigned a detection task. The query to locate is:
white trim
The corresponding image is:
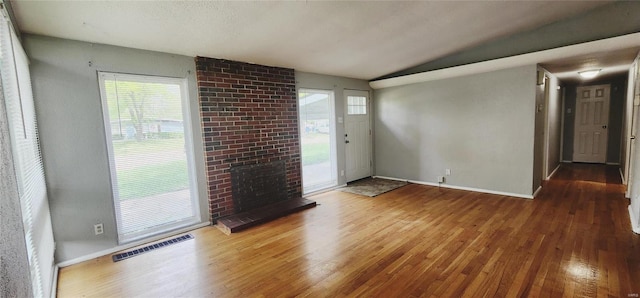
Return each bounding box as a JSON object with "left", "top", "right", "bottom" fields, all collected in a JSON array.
[
  {"left": 49, "top": 265, "right": 59, "bottom": 298},
  {"left": 605, "top": 162, "right": 621, "bottom": 165},
  {"left": 620, "top": 167, "right": 626, "bottom": 184},
  {"left": 532, "top": 186, "right": 543, "bottom": 198},
  {"left": 372, "top": 175, "right": 408, "bottom": 182},
  {"left": 562, "top": 160, "right": 573, "bottom": 163},
  {"left": 546, "top": 164, "right": 561, "bottom": 180},
  {"left": 369, "top": 32, "right": 640, "bottom": 89},
  {"left": 629, "top": 205, "right": 640, "bottom": 234},
  {"left": 560, "top": 86, "right": 566, "bottom": 164},
  {"left": 56, "top": 222, "right": 210, "bottom": 268},
  {"left": 375, "top": 176, "right": 533, "bottom": 199},
  {"left": 304, "top": 183, "right": 347, "bottom": 198}
]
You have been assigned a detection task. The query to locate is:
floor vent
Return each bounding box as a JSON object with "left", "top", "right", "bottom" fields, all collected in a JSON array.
[{"left": 112, "top": 234, "right": 194, "bottom": 262}]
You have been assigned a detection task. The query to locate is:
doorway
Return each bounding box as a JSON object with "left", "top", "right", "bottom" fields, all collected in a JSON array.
[
  {"left": 298, "top": 89, "right": 338, "bottom": 193},
  {"left": 573, "top": 84, "right": 611, "bottom": 163},
  {"left": 344, "top": 90, "right": 372, "bottom": 182},
  {"left": 99, "top": 72, "right": 201, "bottom": 243}
]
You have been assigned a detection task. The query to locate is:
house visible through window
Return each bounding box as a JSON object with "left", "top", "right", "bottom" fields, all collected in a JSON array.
[{"left": 98, "top": 72, "right": 200, "bottom": 243}]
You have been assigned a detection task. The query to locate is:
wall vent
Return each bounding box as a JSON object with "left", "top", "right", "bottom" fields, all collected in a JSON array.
[{"left": 112, "top": 234, "right": 194, "bottom": 262}]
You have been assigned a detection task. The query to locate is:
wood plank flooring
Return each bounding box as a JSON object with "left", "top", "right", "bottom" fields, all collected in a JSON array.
[{"left": 56, "top": 164, "right": 640, "bottom": 297}]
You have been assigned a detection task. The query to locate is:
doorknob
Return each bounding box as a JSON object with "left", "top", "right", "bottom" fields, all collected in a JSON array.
[
  {"left": 602, "top": 125, "right": 607, "bottom": 129},
  {"left": 345, "top": 140, "right": 350, "bottom": 144}
]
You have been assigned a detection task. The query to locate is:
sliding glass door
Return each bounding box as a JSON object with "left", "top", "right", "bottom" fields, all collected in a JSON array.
[
  {"left": 298, "top": 89, "right": 337, "bottom": 193},
  {"left": 99, "top": 72, "right": 199, "bottom": 243}
]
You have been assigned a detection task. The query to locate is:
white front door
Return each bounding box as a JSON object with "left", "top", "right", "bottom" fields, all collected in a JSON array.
[
  {"left": 345, "top": 90, "right": 371, "bottom": 182},
  {"left": 573, "top": 84, "right": 610, "bottom": 163}
]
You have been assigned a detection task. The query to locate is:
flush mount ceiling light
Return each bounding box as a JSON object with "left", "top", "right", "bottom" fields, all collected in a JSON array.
[{"left": 578, "top": 69, "right": 601, "bottom": 79}]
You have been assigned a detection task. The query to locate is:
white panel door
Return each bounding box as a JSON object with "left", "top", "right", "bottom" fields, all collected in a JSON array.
[
  {"left": 345, "top": 90, "right": 371, "bottom": 182},
  {"left": 573, "top": 84, "right": 610, "bottom": 163}
]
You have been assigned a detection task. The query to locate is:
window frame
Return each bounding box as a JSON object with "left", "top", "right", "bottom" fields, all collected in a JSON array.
[
  {"left": 298, "top": 88, "right": 338, "bottom": 194},
  {"left": 97, "top": 71, "right": 201, "bottom": 244}
]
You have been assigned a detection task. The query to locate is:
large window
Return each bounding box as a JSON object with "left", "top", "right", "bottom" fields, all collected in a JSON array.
[
  {"left": 298, "top": 89, "right": 337, "bottom": 193},
  {"left": 99, "top": 72, "right": 199, "bottom": 243},
  {"left": 1, "top": 16, "right": 55, "bottom": 297}
]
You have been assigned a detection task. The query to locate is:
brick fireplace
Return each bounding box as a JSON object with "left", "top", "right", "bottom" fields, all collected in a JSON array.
[{"left": 195, "top": 57, "right": 301, "bottom": 221}]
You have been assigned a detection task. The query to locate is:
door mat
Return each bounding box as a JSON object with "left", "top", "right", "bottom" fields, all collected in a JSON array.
[
  {"left": 112, "top": 234, "right": 194, "bottom": 262},
  {"left": 337, "top": 177, "right": 407, "bottom": 197}
]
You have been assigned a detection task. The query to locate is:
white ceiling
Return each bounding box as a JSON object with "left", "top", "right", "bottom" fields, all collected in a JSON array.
[{"left": 10, "top": 1, "right": 611, "bottom": 80}]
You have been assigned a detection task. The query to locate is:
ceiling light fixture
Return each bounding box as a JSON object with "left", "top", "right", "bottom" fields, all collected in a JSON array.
[{"left": 578, "top": 69, "right": 601, "bottom": 79}]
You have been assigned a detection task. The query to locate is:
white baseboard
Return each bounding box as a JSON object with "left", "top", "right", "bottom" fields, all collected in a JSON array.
[
  {"left": 630, "top": 205, "right": 640, "bottom": 234},
  {"left": 546, "top": 164, "right": 561, "bottom": 180},
  {"left": 562, "top": 160, "right": 573, "bottom": 163},
  {"left": 532, "top": 185, "right": 543, "bottom": 198},
  {"left": 375, "top": 176, "right": 533, "bottom": 199},
  {"left": 373, "top": 175, "right": 408, "bottom": 182},
  {"left": 606, "top": 162, "right": 621, "bottom": 165},
  {"left": 56, "top": 222, "right": 210, "bottom": 268},
  {"left": 620, "top": 167, "right": 626, "bottom": 184}
]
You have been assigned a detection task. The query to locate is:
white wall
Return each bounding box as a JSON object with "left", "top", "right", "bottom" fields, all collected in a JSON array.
[
  {"left": 24, "top": 34, "right": 209, "bottom": 263},
  {"left": 295, "top": 71, "right": 372, "bottom": 189},
  {"left": 373, "top": 65, "right": 537, "bottom": 197}
]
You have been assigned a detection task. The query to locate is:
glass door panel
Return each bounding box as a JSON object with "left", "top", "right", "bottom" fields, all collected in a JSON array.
[{"left": 298, "top": 89, "right": 337, "bottom": 193}]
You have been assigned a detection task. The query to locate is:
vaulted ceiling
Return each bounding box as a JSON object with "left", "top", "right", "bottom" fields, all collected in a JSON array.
[{"left": 10, "top": 1, "right": 617, "bottom": 80}]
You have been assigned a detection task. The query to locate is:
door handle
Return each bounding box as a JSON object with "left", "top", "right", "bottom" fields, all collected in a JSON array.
[{"left": 602, "top": 125, "right": 607, "bottom": 129}]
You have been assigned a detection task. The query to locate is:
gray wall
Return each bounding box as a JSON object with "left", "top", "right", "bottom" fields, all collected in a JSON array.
[
  {"left": 295, "top": 71, "right": 372, "bottom": 188},
  {"left": 374, "top": 65, "right": 537, "bottom": 196},
  {"left": 1, "top": 79, "right": 34, "bottom": 298},
  {"left": 24, "top": 34, "right": 208, "bottom": 263},
  {"left": 377, "top": 1, "right": 640, "bottom": 80},
  {"left": 543, "top": 71, "right": 562, "bottom": 178},
  {"left": 533, "top": 70, "right": 545, "bottom": 191},
  {"left": 561, "top": 74, "right": 627, "bottom": 163}
]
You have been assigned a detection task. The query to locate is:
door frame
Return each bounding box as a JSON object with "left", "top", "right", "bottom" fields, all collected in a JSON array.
[
  {"left": 297, "top": 88, "right": 338, "bottom": 193},
  {"left": 98, "top": 71, "right": 201, "bottom": 244}
]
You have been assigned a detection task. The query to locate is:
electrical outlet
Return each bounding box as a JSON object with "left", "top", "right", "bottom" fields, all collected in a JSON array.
[
  {"left": 445, "top": 169, "right": 451, "bottom": 176},
  {"left": 94, "top": 223, "right": 104, "bottom": 235},
  {"left": 437, "top": 176, "right": 445, "bottom": 183}
]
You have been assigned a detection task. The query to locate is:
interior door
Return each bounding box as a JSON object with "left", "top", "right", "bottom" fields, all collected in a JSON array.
[
  {"left": 345, "top": 90, "right": 371, "bottom": 182},
  {"left": 573, "top": 84, "right": 610, "bottom": 163}
]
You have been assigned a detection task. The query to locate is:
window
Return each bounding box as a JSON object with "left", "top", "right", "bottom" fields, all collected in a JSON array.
[
  {"left": 1, "top": 16, "right": 55, "bottom": 297},
  {"left": 98, "top": 72, "right": 200, "bottom": 243},
  {"left": 347, "top": 96, "right": 367, "bottom": 115},
  {"left": 298, "top": 89, "right": 337, "bottom": 193}
]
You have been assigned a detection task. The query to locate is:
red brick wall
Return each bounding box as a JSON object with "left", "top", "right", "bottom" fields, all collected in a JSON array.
[{"left": 195, "top": 57, "right": 301, "bottom": 221}]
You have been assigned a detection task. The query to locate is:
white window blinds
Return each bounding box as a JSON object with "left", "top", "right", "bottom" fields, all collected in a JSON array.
[
  {"left": 98, "top": 72, "right": 200, "bottom": 243},
  {"left": 0, "top": 17, "right": 56, "bottom": 298}
]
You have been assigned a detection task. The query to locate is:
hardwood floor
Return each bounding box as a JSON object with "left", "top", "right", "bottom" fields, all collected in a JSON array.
[{"left": 57, "top": 164, "right": 640, "bottom": 297}]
